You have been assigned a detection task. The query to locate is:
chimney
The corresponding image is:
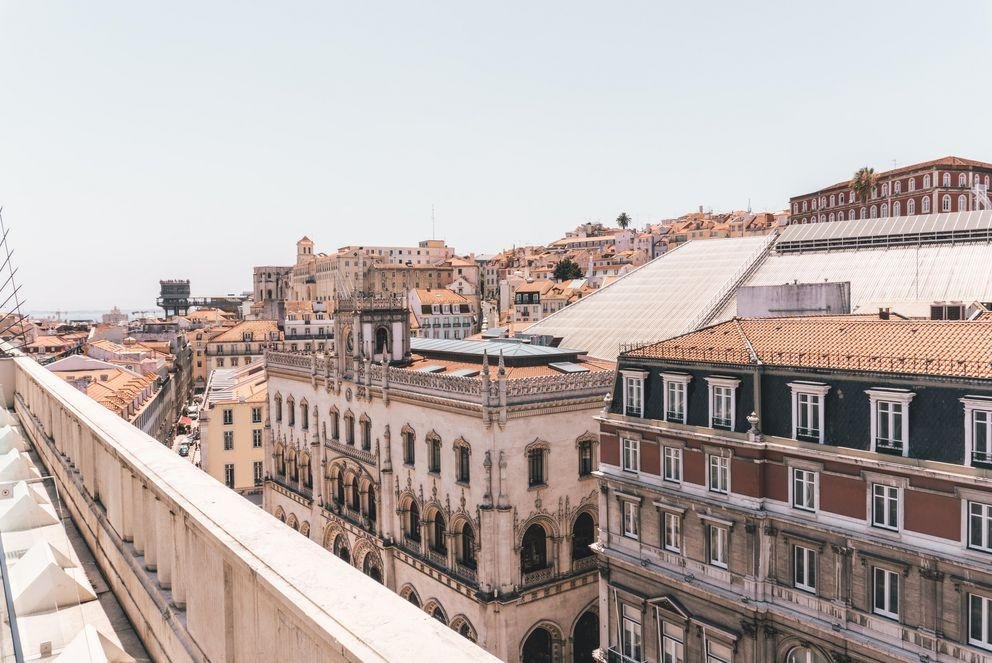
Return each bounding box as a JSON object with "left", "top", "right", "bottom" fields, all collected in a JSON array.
[
  {"left": 878, "top": 307, "right": 890, "bottom": 320},
  {"left": 698, "top": 205, "right": 703, "bottom": 214}
]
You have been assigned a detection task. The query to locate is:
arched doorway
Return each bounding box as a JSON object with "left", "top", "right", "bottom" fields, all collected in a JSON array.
[
  {"left": 521, "top": 524, "right": 548, "bottom": 574},
  {"left": 375, "top": 326, "right": 389, "bottom": 355},
  {"left": 522, "top": 627, "right": 553, "bottom": 663},
  {"left": 571, "top": 512, "right": 595, "bottom": 561},
  {"left": 572, "top": 611, "right": 598, "bottom": 663}
]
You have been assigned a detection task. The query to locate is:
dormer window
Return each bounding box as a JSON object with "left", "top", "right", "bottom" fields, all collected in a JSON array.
[
  {"left": 243, "top": 331, "right": 254, "bottom": 342},
  {"left": 867, "top": 389, "right": 915, "bottom": 456},
  {"left": 706, "top": 376, "right": 740, "bottom": 430},
  {"left": 789, "top": 382, "right": 830, "bottom": 443},
  {"left": 963, "top": 396, "right": 992, "bottom": 467},
  {"left": 621, "top": 370, "right": 647, "bottom": 417},
  {"left": 661, "top": 372, "right": 691, "bottom": 423}
]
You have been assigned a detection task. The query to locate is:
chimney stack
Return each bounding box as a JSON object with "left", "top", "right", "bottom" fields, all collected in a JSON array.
[{"left": 878, "top": 307, "right": 890, "bottom": 320}]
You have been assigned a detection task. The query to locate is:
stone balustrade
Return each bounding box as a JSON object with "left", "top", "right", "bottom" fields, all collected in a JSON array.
[{"left": 3, "top": 356, "right": 496, "bottom": 663}]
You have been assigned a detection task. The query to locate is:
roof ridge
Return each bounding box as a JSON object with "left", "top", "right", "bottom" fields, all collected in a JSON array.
[{"left": 733, "top": 318, "right": 760, "bottom": 364}]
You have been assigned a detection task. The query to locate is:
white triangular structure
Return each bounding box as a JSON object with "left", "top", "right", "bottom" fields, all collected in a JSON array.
[
  {"left": 0, "top": 448, "right": 39, "bottom": 482},
  {"left": 0, "top": 425, "right": 25, "bottom": 453},
  {"left": 0, "top": 403, "right": 17, "bottom": 427},
  {"left": 0, "top": 482, "right": 58, "bottom": 531},
  {"left": 14, "top": 538, "right": 75, "bottom": 570},
  {"left": 9, "top": 539, "right": 96, "bottom": 615},
  {"left": 54, "top": 624, "right": 136, "bottom": 662}
]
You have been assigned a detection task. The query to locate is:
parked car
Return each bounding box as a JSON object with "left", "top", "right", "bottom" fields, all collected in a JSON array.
[{"left": 178, "top": 444, "right": 190, "bottom": 457}]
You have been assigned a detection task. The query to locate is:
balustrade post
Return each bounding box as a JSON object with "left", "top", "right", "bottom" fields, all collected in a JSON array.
[
  {"left": 144, "top": 491, "right": 158, "bottom": 572},
  {"left": 156, "top": 500, "right": 174, "bottom": 589},
  {"left": 171, "top": 513, "right": 187, "bottom": 609},
  {"left": 120, "top": 467, "right": 134, "bottom": 542},
  {"left": 132, "top": 478, "right": 146, "bottom": 554}
]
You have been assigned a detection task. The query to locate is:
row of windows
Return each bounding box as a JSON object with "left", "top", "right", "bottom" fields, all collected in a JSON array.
[
  {"left": 223, "top": 461, "right": 264, "bottom": 488},
  {"left": 222, "top": 428, "right": 263, "bottom": 450},
  {"left": 794, "top": 172, "right": 990, "bottom": 213},
  {"left": 618, "top": 604, "right": 732, "bottom": 663},
  {"left": 220, "top": 407, "right": 262, "bottom": 426},
  {"left": 795, "top": 191, "right": 966, "bottom": 223},
  {"left": 622, "top": 372, "right": 992, "bottom": 466}
]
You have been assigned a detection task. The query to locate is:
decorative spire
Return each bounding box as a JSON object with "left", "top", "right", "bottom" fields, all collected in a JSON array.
[
  {"left": 481, "top": 349, "right": 489, "bottom": 376},
  {"left": 497, "top": 350, "right": 506, "bottom": 377}
]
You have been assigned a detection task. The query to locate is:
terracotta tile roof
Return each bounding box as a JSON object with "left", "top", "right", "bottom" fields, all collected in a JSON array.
[
  {"left": 625, "top": 316, "right": 992, "bottom": 380},
  {"left": 412, "top": 288, "right": 469, "bottom": 304},
  {"left": 794, "top": 155, "right": 992, "bottom": 198},
  {"left": 208, "top": 320, "right": 279, "bottom": 343}
]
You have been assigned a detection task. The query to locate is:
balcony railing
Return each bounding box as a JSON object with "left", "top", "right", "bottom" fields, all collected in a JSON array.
[
  {"left": 521, "top": 564, "right": 555, "bottom": 587},
  {"left": 5, "top": 354, "right": 496, "bottom": 663}
]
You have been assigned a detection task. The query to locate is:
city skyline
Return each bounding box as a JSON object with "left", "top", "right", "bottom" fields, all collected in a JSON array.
[{"left": 3, "top": 1, "right": 992, "bottom": 310}]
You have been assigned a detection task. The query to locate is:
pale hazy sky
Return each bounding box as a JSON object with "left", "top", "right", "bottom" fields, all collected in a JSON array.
[{"left": 2, "top": 2, "right": 991, "bottom": 312}]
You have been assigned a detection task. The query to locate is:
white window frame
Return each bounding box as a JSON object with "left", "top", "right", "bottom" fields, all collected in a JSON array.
[
  {"left": 793, "top": 544, "right": 817, "bottom": 594},
  {"left": 663, "top": 445, "right": 682, "bottom": 484},
  {"left": 706, "top": 377, "right": 740, "bottom": 430},
  {"left": 662, "top": 372, "right": 691, "bottom": 423},
  {"left": 621, "top": 604, "right": 644, "bottom": 662},
  {"left": 621, "top": 370, "right": 647, "bottom": 418},
  {"left": 705, "top": 636, "right": 733, "bottom": 663},
  {"left": 962, "top": 396, "right": 992, "bottom": 467},
  {"left": 788, "top": 382, "right": 830, "bottom": 443},
  {"left": 707, "top": 452, "right": 730, "bottom": 495},
  {"left": 790, "top": 467, "right": 818, "bottom": 512},
  {"left": 969, "top": 593, "right": 992, "bottom": 651},
  {"left": 621, "top": 499, "right": 640, "bottom": 540},
  {"left": 967, "top": 500, "right": 992, "bottom": 554},
  {"left": 223, "top": 430, "right": 234, "bottom": 451},
  {"left": 867, "top": 389, "right": 915, "bottom": 456},
  {"left": 872, "top": 566, "right": 900, "bottom": 620},
  {"left": 707, "top": 523, "right": 729, "bottom": 568},
  {"left": 659, "top": 620, "right": 685, "bottom": 663},
  {"left": 871, "top": 483, "right": 901, "bottom": 531},
  {"left": 663, "top": 510, "right": 682, "bottom": 553},
  {"left": 621, "top": 437, "right": 640, "bottom": 473}
]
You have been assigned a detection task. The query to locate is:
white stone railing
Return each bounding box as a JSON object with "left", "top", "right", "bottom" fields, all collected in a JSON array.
[{"left": 5, "top": 356, "right": 496, "bottom": 663}]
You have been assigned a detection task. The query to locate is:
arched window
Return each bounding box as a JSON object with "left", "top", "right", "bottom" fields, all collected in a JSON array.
[
  {"left": 431, "top": 605, "right": 447, "bottom": 625},
  {"left": 881, "top": 184, "right": 888, "bottom": 197},
  {"left": 459, "top": 522, "right": 476, "bottom": 569},
  {"left": 828, "top": 213, "right": 835, "bottom": 222},
  {"left": 274, "top": 395, "right": 282, "bottom": 423},
  {"left": 802, "top": 201, "right": 807, "bottom": 212},
  {"left": 571, "top": 513, "right": 595, "bottom": 561},
  {"left": 894, "top": 180, "right": 901, "bottom": 194},
  {"left": 908, "top": 178, "right": 915, "bottom": 192},
  {"left": 367, "top": 486, "right": 377, "bottom": 524},
  {"left": 407, "top": 501, "right": 421, "bottom": 542},
  {"left": 520, "top": 524, "right": 549, "bottom": 574},
  {"left": 943, "top": 172, "right": 951, "bottom": 187},
  {"left": 330, "top": 408, "right": 340, "bottom": 441},
  {"left": 860, "top": 207, "right": 867, "bottom": 219},
  {"left": 276, "top": 444, "right": 285, "bottom": 476},
  {"left": 521, "top": 627, "right": 553, "bottom": 663},
  {"left": 301, "top": 452, "right": 312, "bottom": 488},
  {"left": 838, "top": 211, "right": 845, "bottom": 222},
  {"left": 431, "top": 512, "right": 447, "bottom": 555},
  {"left": 924, "top": 174, "right": 932, "bottom": 188},
  {"left": 786, "top": 646, "right": 828, "bottom": 663},
  {"left": 374, "top": 326, "right": 389, "bottom": 355},
  {"left": 959, "top": 173, "right": 967, "bottom": 187},
  {"left": 893, "top": 201, "right": 901, "bottom": 216},
  {"left": 427, "top": 432, "right": 442, "bottom": 474},
  {"left": 301, "top": 401, "right": 309, "bottom": 430},
  {"left": 402, "top": 426, "right": 415, "bottom": 465},
  {"left": 578, "top": 439, "right": 594, "bottom": 476},
  {"left": 334, "top": 468, "right": 345, "bottom": 505},
  {"left": 907, "top": 198, "right": 915, "bottom": 215},
  {"left": 880, "top": 203, "right": 888, "bottom": 217},
  {"left": 839, "top": 192, "right": 846, "bottom": 204},
  {"left": 942, "top": 194, "right": 952, "bottom": 212},
  {"left": 333, "top": 534, "right": 350, "bottom": 563},
  {"left": 454, "top": 438, "right": 470, "bottom": 483},
  {"left": 287, "top": 448, "right": 298, "bottom": 482},
  {"left": 363, "top": 553, "right": 382, "bottom": 583},
  {"left": 922, "top": 196, "right": 931, "bottom": 213},
  {"left": 829, "top": 194, "right": 835, "bottom": 207},
  {"left": 351, "top": 477, "right": 361, "bottom": 511},
  {"left": 287, "top": 398, "right": 295, "bottom": 427},
  {"left": 403, "top": 586, "right": 421, "bottom": 608},
  {"left": 870, "top": 205, "right": 877, "bottom": 218},
  {"left": 360, "top": 415, "right": 372, "bottom": 451},
  {"left": 958, "top": 194, "right": 967, "bottom": 211},
  {"left": 344, "top": 412, "right": 355, "bottom": 445}
]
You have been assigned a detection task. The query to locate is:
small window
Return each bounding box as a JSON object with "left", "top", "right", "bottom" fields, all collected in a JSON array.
[
  {"left": 868, "top": 389, "right": 913, "bottom": 455},
  {"left": 871, "top": 483, "right": 900, "bottom": 531},
  {"left": 622, "top": 372, "right": 645, "bottom": 417},
  {"left": 708, "top": 454, "right": 730, "bottom": 494},
  {"left": 942, "top": 194, "right": 952, "bottom": 212},
  {"left": 872, "top": 567, "right": 899, "bottom": 620},
  {"left": 908, "top": 179, "right": 915, "bottom": 192},
  {"left": 528, "top": 449, "right": 545, "bottom": 487},
  {"left": 253, "top": 461, "right": 263, "bottom": 486},
  {"left": 968, "top": 501, "right": 992, "bottom": 553},
  {"left": 791, "top": 383, "right": 829, "bottom": 442},
  {"left": 224, "top": 464, "right": 235, "bottom": 488},
  {"left": 251, "top": 407, "right": 262, "bottom": 424},
  {"left": 969, "top": 404, "right": 992, "bottom": 466},
  {"left": 663, "top": 511, "right": 681, "bottom": 553},
  {"left": 662, "top": 373, "right": 690, "bottom": 423},
  {"left": 793, "top": 545, "right": 817, "bottom": 593},
  {"left": 621, "top": 437, "right": 640, "bottom": 473},
  {"left": 663, "top": 446, "right": 682, "bottom": 483},
  {"left": 792, "top": 468, "right": 817, "bottom": 511},
  {"left": 707, "top": 377, "right": 739, "bottom": 430},
  {"left": 361, "top": 418, "right": 372, "bottom": 451},
  {"left": 456, "top": 445, "right": 470, "bottom": 483},
  {"left": 621, "top": 604, "right": 643, "bottom": 662},
  {"left": 223, "top": 409, "right": 233, "bottom": 425},
  {"left": 661, "top": 622, "right": 685, "bottom": 663},
  {"left": 959, "top": 173, "right": 968, "bottom": 187},
  {"left": 924, "top": 174, "right": 932, "bottom": 188},
  {"left": 708, "top": 524, "right": 728, "bottom": 568},
  {"left": 403, "top": 429, "right": 415, "bottom": 466},
  {"left": 223, "top": 431, "right": 234, "bottom": 451},
  {"left": 429, "top": 437, "right": 442, "bottom": 474},
  {"left": 578, "top": 440, "right": 594, "bottom": 476},
  {"left": 922, "top": 196, "right": 931, "bottom": 213},
  {"left": 969, "top": 594, "right": 992, "bottom": 651},
  {"left": 622, "top": 501, "right": 639, "bottom": 539},
  {"left": 706, "top": 639, "right": 733, "bottom": 663}
]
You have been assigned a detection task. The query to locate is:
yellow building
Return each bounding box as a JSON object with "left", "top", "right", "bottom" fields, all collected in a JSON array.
[
  {"left": 203, "top": 320, "right": 280, "bottom": 375},
  {"left": 199, "top": 362, "right": 267, "bottom": 495}
]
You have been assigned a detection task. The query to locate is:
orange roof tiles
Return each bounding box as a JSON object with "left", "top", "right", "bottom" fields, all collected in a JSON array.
[
  {"left": 626, "top": 316, "right": 992, "bottom": 380},
  {"left": 208, "top": 320, "right": 279, "bottom": 343},
  {"left": 412, "top": 288, "right": 470, "bottom": 304}
]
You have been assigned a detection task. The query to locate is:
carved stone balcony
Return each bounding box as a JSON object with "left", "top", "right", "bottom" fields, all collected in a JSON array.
[{"left": 521, "top": 564, "right": 556, "bottom": 588}]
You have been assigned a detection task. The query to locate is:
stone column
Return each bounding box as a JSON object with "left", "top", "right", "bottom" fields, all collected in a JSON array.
[
  {"left": 132, "top": 478, "right": 145, "bottom": 555},
  {"left": 143, "top": 493, "right": 158, "bottom": 572},
  {"left": 156, "top": 501, "right": 174, "bottom": 589}
]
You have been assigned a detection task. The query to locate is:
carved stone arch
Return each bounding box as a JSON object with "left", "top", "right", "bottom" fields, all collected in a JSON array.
[
  {"left": 401, "top": 423, "right": 415, "bottom": 437},
  {"left": 399, "top": 584, "right": 421, "bottom": 607},
  {"left": 776, "top": 638, "right": 832, "bottom": 663},
  {"left": 452, "top": 435, "right": 471, "bottom": 452},
  {"left": 322, "top": 522, "right": 345, "bottom": 550},
  {"left": 520, "top": 619, "right": 564, "bottom": 663},
  {"left": 359, "top": 412, "right": 371, "bottom": 424},
  {"left": 524, "top": 437, "right": 551, "bottom": 456},
  {"left": 569, "top": 599, "right": 599, "bottom": 633},
  {"left": 449, "top": 614, "right": 478, "bottom": 642},
  {"left": 361, "top": 547, "right": 384, "bottom": 583},
  {"left": 286, "top": 513, "right": 299, "bottom": 531},
  {"left": 425, "top": 429, "right": 441, "bottom": 445},
  {"left": 517, "top": 512, "right": 560, "bottom": 545},
  {"left": 299, "top": 521, "right": 311, "bottom": 538},
  {"left": 352, "top": 536, "right": 378, "bottom": 567},
  {"left": 398, "top": 489, "right": 421, "bottom": 511},
  {"left": 568, "top": 503, "right": 598, "bottom": 532},
  {"left": 273, "top": 505, "right": 286, "bottom": 523},
  {"left": 329, "top": 404, "right": 340, "bottom": 416},
  {"left": 575, "top": 430, "right": 598, "bottom": 447},
  {"left": 423, "top": 599, "right": 448, "bottom": 625},
  {"left": 332, "top": 533, "right": 352, "bottom": 563}
]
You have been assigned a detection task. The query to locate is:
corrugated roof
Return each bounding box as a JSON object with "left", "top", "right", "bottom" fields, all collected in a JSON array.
[
  {"left": 410, "top": 336, "right": 585, "bottom": 359},
  {"left": 777, "top": 210, "right": 992, "bottom": 252},
  {"left": 524, "top": 236, "right": 776, "bottom": 360}
]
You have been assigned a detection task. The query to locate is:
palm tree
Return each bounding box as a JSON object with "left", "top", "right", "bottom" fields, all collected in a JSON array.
[
  {"left": 616, "top": 212, "right": 631, "bottom": 229},
  {"left": 851, "top": 167, "right": 876, "bottom": 210}
]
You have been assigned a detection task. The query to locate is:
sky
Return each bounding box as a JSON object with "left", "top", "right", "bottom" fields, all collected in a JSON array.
[{"left": 2, "top": 1, "right": 992, "bottom": 312}]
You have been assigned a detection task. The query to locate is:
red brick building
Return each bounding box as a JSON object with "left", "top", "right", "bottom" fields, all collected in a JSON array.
[{"left": 789, "top": 156, "right": 992, "bottom": 225}]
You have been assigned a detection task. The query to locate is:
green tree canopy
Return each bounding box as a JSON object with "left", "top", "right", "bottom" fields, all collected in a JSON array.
[
  {"left": 553, "top": 258, "right": 584, "bottom": 281},
  {"left": 616, "top": 212, "right": 631, "bottom": 229}
]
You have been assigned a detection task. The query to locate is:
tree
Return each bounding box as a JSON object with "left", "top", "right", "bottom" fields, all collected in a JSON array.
[
  {"left": 553, "top": 258, "right": 583, "bottom": 281},
  {"left": 851, "top": 167, "right": 876, "bottom": 209},
  {"left": 616, "top": 212, "right": 631, "bottom": 229}
]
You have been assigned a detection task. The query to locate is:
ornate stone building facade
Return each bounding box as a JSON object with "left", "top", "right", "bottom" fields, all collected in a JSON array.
[
  {"left": 263, "top": 295, "right": 614, "bottom": 662},
  {"left": 596, "top": 316, "right": 992, "bottom": 663}
]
